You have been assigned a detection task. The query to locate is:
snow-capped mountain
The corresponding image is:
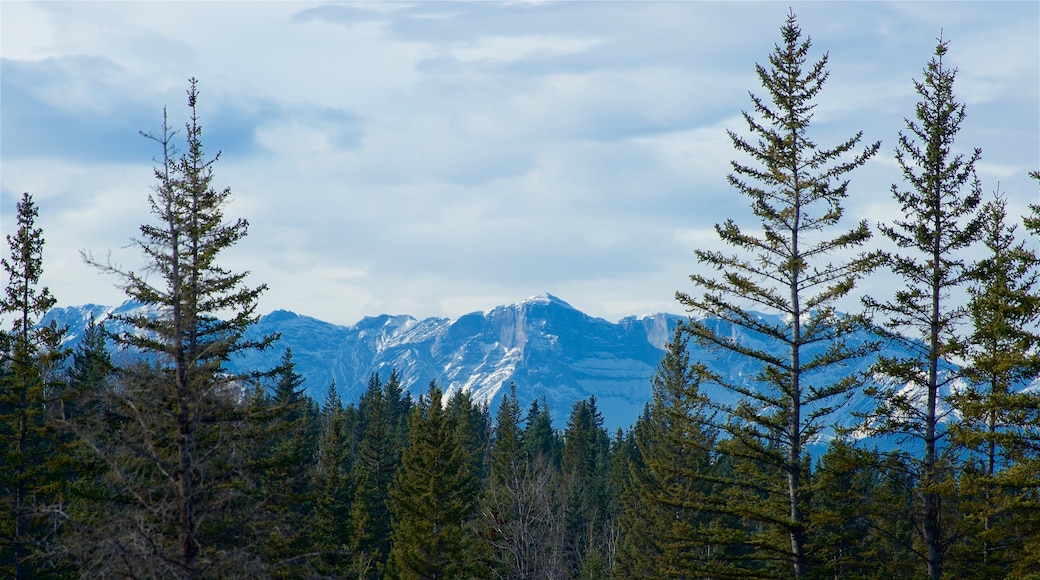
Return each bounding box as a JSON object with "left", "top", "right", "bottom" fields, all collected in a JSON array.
[
  {"left": 44, "top": 294, "right": 680, "bottom": 430},
  {"left": 231, "top": 293, "right": 682, "bottom": 432},
  {"left": 41, "top": 293, "right": 954, "bottom": 435}
]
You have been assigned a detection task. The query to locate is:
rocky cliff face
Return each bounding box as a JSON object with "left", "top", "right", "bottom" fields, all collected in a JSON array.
[
  {"left": 44, "top": 293, "right": 980, "bottom": 438},
  {"left": 230, "top": 293, "right": 683, "bottom": 431},
  {"left": 45, "top": 294, "right": 681, "bottom": 430}
]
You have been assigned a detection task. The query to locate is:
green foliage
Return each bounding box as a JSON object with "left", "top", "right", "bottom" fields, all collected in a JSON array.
[
  {"left": 349, "top": 370, "right": 411, "bottom": 577},
  {"left": 524, "top": 398, "right": 561, "bottom": 467},
  {"left": 310, "top": 380, "right": 358, "bottom": 575},
  {"left": 490, "top": 383, "right": 524, "bottom": 490},
  {"left": 561, "top": 396, "right": 614, "bottom": 577},
  {"left": 386, "top": 382, "right": 490, "bottom": 579},
  {"left": 809, "top": 441, "right": 918, "bottom": 579},
  {"left": 676, "top": 11, "right": 880, "bottom": 577},
  {"left": 78, "top": 79, "right": 278, "bottom": 578},
  {"left": 53, "top": 316, "right": 113, "bottom": 576},
  {"left": 862, "top": 37, "right": 985, "bottom": 580},
  {"left": 945, "top": 188, "right": 1040, "bottom": 579},
  {"left": 484, "top": 383, "right": 567, "bottom": 579},
  {"left": 0, "top": 191, "right": 73, "bottom": 579},
  {"left": 615, "top": 327, "right": 727, "bottom": 578},
  {"left": 243, "top": 348, "right": 320, "bottom": 576}
]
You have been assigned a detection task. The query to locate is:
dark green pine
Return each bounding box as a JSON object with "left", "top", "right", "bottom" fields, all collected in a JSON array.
[
  {"left": 79, "top": 79, "right": 278, "bottom": 578},
  {"left": 615, "top": 326, "right": 725, "bottom": 579},
  {"left": 350, "top": 370, "right": 410, "bottom": 577},
  {"left": 0, "top": 191, "right": 72, "bottom": 579},
  {"left": 561, "top": 396, "right": 612, "bottom": 578},
  {"left": 944, "top": 191, "right": 1040, "bottom": 578},
  {"left": 386, "top": 382, "right": 489, "bottom": 579},
  {"left": 310, "top": 380, "right": 356, "bottom": 576},
  {"left": 862, "top": 37, "right": 985, "bottom": 580},
  {"left": 675, "top": 11, "right": 880, "bottom": 577}
]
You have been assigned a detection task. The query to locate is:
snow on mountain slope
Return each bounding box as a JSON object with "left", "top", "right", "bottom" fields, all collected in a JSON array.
[{"left": 43, "top": 293, "right": 984, "bottom": 437}]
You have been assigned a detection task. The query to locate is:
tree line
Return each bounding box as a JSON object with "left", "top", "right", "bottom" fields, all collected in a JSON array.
[{"left": 3, "top": 12, "right": 1039, "bottom": 579}]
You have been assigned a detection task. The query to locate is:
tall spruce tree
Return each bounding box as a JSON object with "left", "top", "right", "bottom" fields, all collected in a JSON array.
[
  {"left": 861, "top": 37, "right": 984, "bottom": 580},
  {"left": 809, "top": 441, "right": 919, "bottom": 579},
  {"left": 58, "top": 315, "right": 114, "bottom": 569},
  {"left": 560, "top": 396, "right": 614, "bottom": 578},
  {"left": 1013, "top": 169, "right": 1040, "bottom": 577},
  {"left": 244, "top": 348, "right": 319, "bottom": 575},
  {"left": 81, "top": 79, "right": 276, "bottom": 578},
  {"left": 948, "top": 190, "right": 1040, "bottom": 577},
  {"left": 675, "top": 11, "right": 880, "bottom": 577},
  {"left": 524, "top": 399, "right": 561, "bottom": 467},
  {"left": 386, "top": 382, "right": 490, "bottom": 579},
  {"left": 311, "top": 381, "right": 356, "bottom": 576},
  {"left": 0, "top": 192, "right": 70, "bottom": 579},
  {"left": 485, "top": 383, "right": 527, "bottom": 578},
  {"left": 615, "top": 326, "right": 722, "bottom": 578},
  {"left": 350, "top": 370, "right": 410, "bottom": 577}
]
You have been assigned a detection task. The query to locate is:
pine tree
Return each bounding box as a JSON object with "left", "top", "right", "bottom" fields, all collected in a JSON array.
[
  {"left": 490, "top": 383, "right": 524, "bottom": 490},
  {"left": 81, "top": 79, "right": 276, "bottom": 578},
  {"left": 1011, "top": 169, "right": 1040, "bottom": 577},
  {"left": 483, "top": 383, "right": 569, "bottom": 579},
  {"left": 946, "top": 190, "right": 1040, "bottom": 577},
  {"left": 615, "top": 326, "right": 723, "bottom": 578},
  {"left": 64, "top": 316, "right": 114, "bottom": 403},
  {"left": 447, "top": 387, "right": 492, "bottom": 480},
  {"left": 0, "top": 191, "right": 71, "bottom": 579},
  {"left": 245, "top": 348, "right": 319, "bottom": 576},
  {"left": 350, "top": 370, "right": 410, "bottom": 577},
  {"left": 862, "top": 37, "right": 985, "bottom": 580},
  {"left": 311, "top": 381, "right": 356, "bottom": 576},
  {"left": 675, "top": 12, "right": 880, "bottom": 577},
  {"left": 55, "top": 315, "right": 114, "bottom": 574},
  {"left": 810, "top": 440, "right": 919, "bottom": 579},
  {"left": 386, "top": 382, "right": 490, "bottom": 579},
  {"left": 561, "top": 396, "right": 614, "bottom": 577},
  {"left": 485, "top": 383, "right": 525, "bottom": 577},
  {"left": 482, "top": 391, "right": 568, "bottom": 579},
  {"left": 524, "top": 399, "right": 561, "bottom": 467}
]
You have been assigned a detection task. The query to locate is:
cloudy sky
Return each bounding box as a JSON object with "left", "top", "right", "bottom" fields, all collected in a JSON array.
[{"left": 2, "top": 1, "right": 1037, "bottom": 326}]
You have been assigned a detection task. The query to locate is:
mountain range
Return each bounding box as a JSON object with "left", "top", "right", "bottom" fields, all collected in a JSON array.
[{"left": 43, "top": 293, "right": 933, "bottom": 436}]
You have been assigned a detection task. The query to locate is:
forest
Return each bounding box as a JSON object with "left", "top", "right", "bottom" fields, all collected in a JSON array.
[{"left": 2, "top": 13, "right": 1039, "bottom": 580}]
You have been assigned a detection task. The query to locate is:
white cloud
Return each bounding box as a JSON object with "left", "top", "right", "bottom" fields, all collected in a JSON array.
[
  {"left": 448, "top": 35, "right": 601, "bottom": 63},
  {"left": 2, "top": 1, "right": 1037, "bottom": 326}
]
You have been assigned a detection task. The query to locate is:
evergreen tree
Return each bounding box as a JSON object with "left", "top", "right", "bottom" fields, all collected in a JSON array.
[
  {"left": 245, "top": 348, "right": 319, "bottom": 576},
  {"left": 311, "top": 381, "right": 356, "bottom": 576},
  {"left": 810, "top": 440, "right": 919, "bottom": 580},
  {"left": 947, "top": 190, "right": 1040, "bottom": 577},
  {"left": 1011, "top": 169, "right": 1040, "bottom": 577},
  {"left": 81, "top": 79, "right": 277, "bottom": 578},
  {"left": 64, "top": 316, "right": 114, "bottom": 402},
  {"left": 0, "top": 191, "right": 70, "bottom": 579},
  {"left": 524, "top": 399, "right": 561, "bottom": 467},
  {"left": 490, "top": 383, "right": 524, "bottom": 490},
  {"left": 484, "top": 383, "right": 567, "bottom": 579},
  {"left": 483, "top": 391, "right": 567, "bottom": 579},
  {"left": 560, "top": 396, "right": 613, "bottom": 577},
  {"left": 446, "top": 387, "right": 492, "bottom": 480},
  {"left": 862, "top": 37, "right": 984, "bottom": 580},
  {"left": 350, "top": 370, "right": 410, "bottom": 577},
  {"left": 56, "top": 315, "right": 114, "bottom": 574},
  {"left": 485, "top": 383, "right": 526, "bottom": 577},
  {"left": 615, "top": 326, "right": 722, "bottom": 578},
  {"left": 676, "top": 12, "right": 880, "bottom": 577},
  {"left": 386, "top": 382, "right": 490, "bottom": 579}
]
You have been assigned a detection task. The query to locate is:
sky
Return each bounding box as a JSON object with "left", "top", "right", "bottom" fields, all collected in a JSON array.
[{"left": 2, "top": 1, "right": 1038, "bottom": 327}]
